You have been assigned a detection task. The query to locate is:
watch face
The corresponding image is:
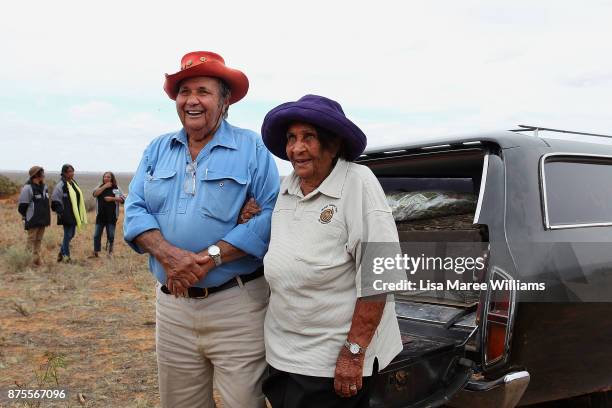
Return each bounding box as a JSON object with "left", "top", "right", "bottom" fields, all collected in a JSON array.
[
  {"left": 350, "top": 344, "right": 360, "bottom": 354},
  {"left": 208, "top": 245, "right": 220, "bottom": 256}
]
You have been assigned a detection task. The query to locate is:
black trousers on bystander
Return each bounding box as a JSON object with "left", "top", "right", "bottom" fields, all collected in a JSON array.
[{"left": 263, "top": 365, "right": 375, "bottom": 408}]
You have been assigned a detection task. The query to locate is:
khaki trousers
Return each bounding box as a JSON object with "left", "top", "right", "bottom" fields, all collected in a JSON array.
[
  {"left": 155, "top": 277, "right": 269, "bottom": 408},
  {"left": 26, "top": 227, "right": 45, "bottom": 264}
]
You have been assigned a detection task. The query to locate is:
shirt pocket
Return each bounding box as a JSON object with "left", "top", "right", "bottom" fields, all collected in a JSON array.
[
  {"left": 144, "top": 169, "right": 176, "bottom": 214},
  {"left": 199, "top": 170, "right": 248, "bottom": 223},
  {"left": 295, "top": 211, "right": 347, "bottom": 267}
]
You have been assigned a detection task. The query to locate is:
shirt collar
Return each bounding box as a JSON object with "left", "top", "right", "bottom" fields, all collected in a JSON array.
[
  {"left": 171, "top": 120, "right": 238, "bottom": 150},
  {"left": 282, "top": 158, "right": 349, "bottom": 199}
]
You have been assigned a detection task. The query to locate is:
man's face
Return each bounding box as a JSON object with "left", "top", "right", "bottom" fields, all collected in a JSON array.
[{"left": 175, "top": 76, "right": 227, "bottom": 137}]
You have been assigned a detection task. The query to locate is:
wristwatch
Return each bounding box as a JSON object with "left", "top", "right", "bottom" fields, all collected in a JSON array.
[
  {"left": 208, "top": 245, "right": 222, "bottom": 266},
  {"left": 344, "top": 339, "right": 365, "bottom": 355}
]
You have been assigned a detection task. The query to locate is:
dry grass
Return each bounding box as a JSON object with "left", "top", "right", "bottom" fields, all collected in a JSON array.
[{"left": 0, "top": 196, "right": 160, "bottom": 407}]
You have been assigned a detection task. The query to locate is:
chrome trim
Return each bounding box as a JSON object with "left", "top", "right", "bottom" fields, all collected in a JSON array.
[
  {"left": 504, "top": 371, "right": 530, "bottom": 383},
  {"left": 357, "top": 147, "right": 485, "bottom": 163},
  {"left": 396, "top": 316, "right": 449, "bottom": 325},
  {"left": 465, "top": 370, "right": 530, "bottom": 392},
  {"left": 460, "top": 326, "right": 479, "bottom": 347},
  {"left": 473, "top": 154, "right": 489, "bottom": 224},
  {"left": 540, "top": 152, "right": 612, "bottom": 230},
  {"left": 452, "top": 370, "right": 530, "bottom": 408},
  {"left": 482, "top": 267, "right": 517, "bottom": 368},
  {"left": 549, "top": 222, "right": 612, "bottom": 229},
  {"left": 421, "top": 144, "right": 452, "bottom": 150}
]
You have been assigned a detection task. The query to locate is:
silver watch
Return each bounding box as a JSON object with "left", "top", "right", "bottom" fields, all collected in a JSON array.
[
  {"left": 344, "top": 339, "right": 365, "bottom": 355},
  {"left": 208, "top": 245, "right": 222, "bottom": 266}
]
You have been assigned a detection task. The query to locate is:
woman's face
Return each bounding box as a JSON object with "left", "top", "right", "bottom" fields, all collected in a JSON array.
[
  {"left": 33, "top": 172, "right": 45, "bottom": 184},
  {"left": 103, "top": 173, "right": 112, "bottom": 184},
  {"left": 65, "top": 168, "right": 75, "bottom": 180},
  {"left": 285, "top": 122, "right": 338, "bottom": 185}
]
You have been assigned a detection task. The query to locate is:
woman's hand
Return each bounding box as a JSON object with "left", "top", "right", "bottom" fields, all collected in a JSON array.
[
  {"left": 238, "top": 197, "right": 261, "bottom": 224},
  {"left": 333, "top": 346, "right": 365, "bottom": 398}
]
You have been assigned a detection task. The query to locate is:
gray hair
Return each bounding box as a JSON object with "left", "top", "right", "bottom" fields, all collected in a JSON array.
[{"left": 217, "top": 79, "right": 231, "bottom": 119}]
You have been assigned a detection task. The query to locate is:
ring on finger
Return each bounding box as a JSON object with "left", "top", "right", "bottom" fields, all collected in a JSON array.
[{"left": 349, "top": 384, "right": 357, "bottom": 391}]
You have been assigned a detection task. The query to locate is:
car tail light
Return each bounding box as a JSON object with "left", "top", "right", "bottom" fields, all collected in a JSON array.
[{"left": 484, "top": 267, "right": 515, "bottom": 366}]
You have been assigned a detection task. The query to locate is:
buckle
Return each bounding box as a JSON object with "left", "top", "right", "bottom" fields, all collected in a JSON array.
[{"left": 193, "top": 287, "right": 209, "bottom": 299}]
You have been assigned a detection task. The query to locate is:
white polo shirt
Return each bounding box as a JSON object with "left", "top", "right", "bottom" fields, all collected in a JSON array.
[{"left": 263, "top": 158, "right": 404, "bottom": 377}]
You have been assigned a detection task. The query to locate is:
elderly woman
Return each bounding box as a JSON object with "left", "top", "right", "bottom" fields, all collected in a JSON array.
[{"left": 256, "top": 95, "right": 403, "bottom": 407}]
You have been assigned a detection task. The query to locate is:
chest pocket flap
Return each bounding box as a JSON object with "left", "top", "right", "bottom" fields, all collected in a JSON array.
[
  {"left": 144, "top": 169, "right": 177, "bottom": 214},
  {"left": 200, "top": 170, "right": 248, "bottom": 222}
]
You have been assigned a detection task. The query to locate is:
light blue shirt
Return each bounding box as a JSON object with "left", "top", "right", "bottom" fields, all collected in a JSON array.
[{"left": 124, "top": 120, "right": 280, "bottom": 288}]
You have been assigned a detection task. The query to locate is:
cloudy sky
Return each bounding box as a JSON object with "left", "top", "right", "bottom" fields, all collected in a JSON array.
[{"left": 2, "top": 0, "right": 612, "bottom": 174}]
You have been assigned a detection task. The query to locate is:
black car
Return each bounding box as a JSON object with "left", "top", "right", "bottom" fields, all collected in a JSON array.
[{"left": 358, "top": 126, "right": 612, "bottom": 407}]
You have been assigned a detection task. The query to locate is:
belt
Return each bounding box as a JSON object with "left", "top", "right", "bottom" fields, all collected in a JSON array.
[{"left": 160, "top": 266, "right": 264, "bottom": 298}]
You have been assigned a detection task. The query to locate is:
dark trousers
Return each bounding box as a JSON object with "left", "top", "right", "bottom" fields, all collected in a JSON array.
[
  {"left": 263, "top": 366, "right": 373, "bottom": 408},
  {"left": 93, "top": 223, "right": 116, "bottom": 253},
  {"left": 61, "top": 225, "right": 76, "bottom": 257}
]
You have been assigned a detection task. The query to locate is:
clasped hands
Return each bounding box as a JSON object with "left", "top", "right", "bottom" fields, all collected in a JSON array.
[
  {"left": 161, "top": 198, "right": 261, "bottom": 296},
  {"left": 161, "top": 244, "right": 212, "bottom": 296}
]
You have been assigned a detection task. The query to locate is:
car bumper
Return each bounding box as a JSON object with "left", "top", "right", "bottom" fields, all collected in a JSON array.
[{"left": 448, "top": 371, "right": 530, "bottom": 408}]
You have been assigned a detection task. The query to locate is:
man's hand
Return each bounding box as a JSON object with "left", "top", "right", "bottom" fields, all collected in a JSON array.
[
  {"left": 158, "top": 245, "right": 213, "bottom": 296},
  {"left": 133, "top": 230, "right": 213, "bottom": 297},
  {"left": 334, "top": 346, "right": 365, "bottom": 398},
  {"left": 238, "top": 197, "right": 261, "bottom": 224}
]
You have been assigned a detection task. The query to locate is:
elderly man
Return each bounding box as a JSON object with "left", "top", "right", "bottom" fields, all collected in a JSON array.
[{"left": 124, "top": 51, "right": 279, "bottom": 408}]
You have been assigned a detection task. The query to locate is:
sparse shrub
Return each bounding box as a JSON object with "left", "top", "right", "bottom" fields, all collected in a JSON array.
[
  {"left": 12, "top": 301, "right": 31, "bottom": 317},
  {"left": 0, "top": 175, "right": 20, "bottom": 197},
  {"left": 35, "top": 352, "right": 67, "bottom": 387},
  {"left": 3, "top": 246, "right": 32, "bottom": 272}
]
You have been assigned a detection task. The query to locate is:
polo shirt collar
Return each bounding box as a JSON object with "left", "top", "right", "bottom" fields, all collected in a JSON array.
[
  {"left": 282, "top": 158, "right": 349, "bottom": 199},
  {"left": 171, "top": 120, "right": 238, "bottom": 150}
]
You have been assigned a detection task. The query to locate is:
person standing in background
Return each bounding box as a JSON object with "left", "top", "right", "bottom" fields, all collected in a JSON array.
[
  {"left": 92, "top": 171, "right": 125, "bottom": 257},
  {"left": 17, "top": 166, "right": 51, "bottom": 266},
  {"left": 51, "top": 164, "right": 87, "bottom": 263}
]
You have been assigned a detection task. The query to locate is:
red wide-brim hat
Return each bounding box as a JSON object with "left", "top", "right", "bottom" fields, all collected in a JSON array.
[{"left": 163, "top": 51, "right": 249, "bottom": 104}]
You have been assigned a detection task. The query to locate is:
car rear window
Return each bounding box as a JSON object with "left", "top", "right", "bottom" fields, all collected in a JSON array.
[{"left": 543, "top": 156, "right": 612, "bottom": 228}]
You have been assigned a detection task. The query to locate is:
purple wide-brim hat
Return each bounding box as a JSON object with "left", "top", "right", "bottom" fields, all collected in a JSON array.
[{"left": 261, "top": 94, "right": 367, "bottom": 161}]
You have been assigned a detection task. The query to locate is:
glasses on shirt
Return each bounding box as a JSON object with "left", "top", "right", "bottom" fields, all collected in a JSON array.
[{"left": 183, "top": 162, "right": 197, "bottom": 195}]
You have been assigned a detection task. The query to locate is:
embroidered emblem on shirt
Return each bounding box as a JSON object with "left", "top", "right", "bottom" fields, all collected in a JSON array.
[{"left": 319, "top": 204, "right": 338, "bottom": 224}]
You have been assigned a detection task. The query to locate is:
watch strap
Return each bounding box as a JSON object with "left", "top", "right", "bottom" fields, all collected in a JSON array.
[{"left": 344, "top": 339, "right": 365, "bottom": 355}]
